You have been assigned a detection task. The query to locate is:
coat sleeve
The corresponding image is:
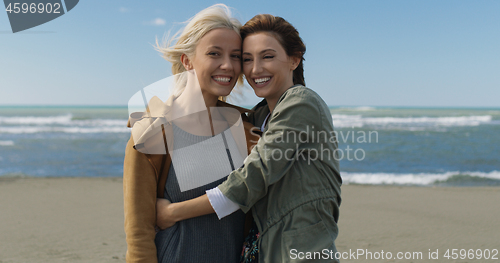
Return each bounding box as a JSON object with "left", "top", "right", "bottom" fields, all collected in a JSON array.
[
  {"left": 123, "top": 136, "right": 158, "bottom": 263},
  {"left": 218, "top": 89, "right": 323, "bottom": 213}
]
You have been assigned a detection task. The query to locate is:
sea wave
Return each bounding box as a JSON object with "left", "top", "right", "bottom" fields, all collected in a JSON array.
[
  {"left": 0, "top": 126, "right": 129, "bottom": 134},
  {"left": 0, "top": 114, "right": 126, "bottom": 126},
  {"left": 0, "top": 114, "right": 128, "bottom": 134},
  {"left": 341, "top": 171, "right": 500, "bottom": 186},
  {"left": 0, "top": 140, "right": 15, "bottom": 146},
  {"left": 0, "top": 114, "right": 73, "bottom": 125},
  {"left": 332, "top": 114, "right": 493, "bottom": 129},
  {"left": 338, "top": 106, "right": 377, "bottom": 111}
]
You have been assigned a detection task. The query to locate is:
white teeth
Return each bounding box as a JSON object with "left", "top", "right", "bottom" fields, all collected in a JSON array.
[
  {"left": 254, "top": 77, "right": 271, "bottom": 84},
  {"left": 214, "top": 76, "right": 230, "bottom": 82}
]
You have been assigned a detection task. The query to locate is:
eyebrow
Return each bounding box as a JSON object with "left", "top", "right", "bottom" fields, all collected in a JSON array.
[
  {"left": 243, "top": 49, "right": 277, "bottom": 55},
  {"left": 208, "top": 46, "right": 241, "bottom": 52}
]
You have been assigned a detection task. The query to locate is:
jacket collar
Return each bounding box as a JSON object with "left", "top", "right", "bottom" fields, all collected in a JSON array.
[
  {"left": 251, "top": 99, "right": 268, "bottom": 112},
  {"left": 252, "top": 84, "right": 304, "bottom": 114}
]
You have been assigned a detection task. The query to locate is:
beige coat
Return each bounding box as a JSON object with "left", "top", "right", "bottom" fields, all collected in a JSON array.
[{"left": 123, "top": 100, "right": 259, "bottom": 263}]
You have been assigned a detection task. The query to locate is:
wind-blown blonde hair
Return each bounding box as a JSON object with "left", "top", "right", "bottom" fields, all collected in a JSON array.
[{"left": 155, "top": 4, "right": 242, "bottom": 100}]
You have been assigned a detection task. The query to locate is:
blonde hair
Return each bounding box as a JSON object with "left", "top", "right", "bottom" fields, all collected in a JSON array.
[{"left": 155, "top": 4, "right": 242, "bottom": 100}]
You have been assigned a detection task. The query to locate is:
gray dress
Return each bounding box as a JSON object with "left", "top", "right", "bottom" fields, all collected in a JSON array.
[{"left": 155, "top": 124, "right": 246, "bottom": 263}]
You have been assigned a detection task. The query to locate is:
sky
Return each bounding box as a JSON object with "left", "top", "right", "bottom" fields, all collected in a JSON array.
[{"left": 1, "top": 0, "right": 499, "bottom": 107}]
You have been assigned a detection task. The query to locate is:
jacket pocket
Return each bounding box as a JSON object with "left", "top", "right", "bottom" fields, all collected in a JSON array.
[{"left": 282, "top": 220, "right": 336, "bottom": 262}]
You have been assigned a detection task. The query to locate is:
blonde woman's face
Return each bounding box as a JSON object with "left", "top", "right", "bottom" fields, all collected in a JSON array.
[{"left": 189, "top": 28, "right": 242, "bottom": 99}]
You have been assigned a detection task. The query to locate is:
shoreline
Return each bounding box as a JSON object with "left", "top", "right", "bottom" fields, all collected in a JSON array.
[{"left": 3, "top": 174, "right": 500, "bottom": 187}]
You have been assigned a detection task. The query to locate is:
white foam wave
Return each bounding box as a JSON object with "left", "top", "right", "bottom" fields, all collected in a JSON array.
[
  {"left": 0, "top": 126, "right": 129, "bottom": 134},
  {"left": 71, "top": 119, "right": 128, "bottom": 127},
  {"left": 0, "top": 114, "right": 73, "bottom": 125},
  {"left": 0, "top": 140, "right": 14, "bottom": 146},
  {"left": 332, "top": 115, "right": 493, "bottom": 128},
  {"left": 341, "top": 171, "right": 500, "bottom": 185},
  {"left": 338, "top": 106, "right": 377, "bottom": 111},
  {"left": 0, "top": 115, "right": 128, "bottom": 134},
  {"left": 0, "top": 115, "right": 127, "bottom": 126}
]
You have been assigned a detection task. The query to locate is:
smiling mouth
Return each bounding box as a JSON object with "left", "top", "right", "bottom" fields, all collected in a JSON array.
[
  {"left": 254, "top": 77, "right": 271, "bottom": 85},
  {"left": 212, "top": 76, "right": 232, "bottom": 83}
]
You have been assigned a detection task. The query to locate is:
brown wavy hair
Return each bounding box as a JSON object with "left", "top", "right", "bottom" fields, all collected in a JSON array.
[{"left": 240, "top": 14, "right": 306, "bottom": 86}]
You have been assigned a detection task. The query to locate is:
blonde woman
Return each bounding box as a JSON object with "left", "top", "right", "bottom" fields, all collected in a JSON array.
[{"left": 123, "top": 4, "right": 258, "bottom": 263}]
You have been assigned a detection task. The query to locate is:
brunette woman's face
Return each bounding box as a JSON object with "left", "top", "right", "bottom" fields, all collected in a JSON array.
[
  {"left": 184, "top": 28, "right": 242, "bottom": 99},
  {"left": 242, "top": 32, "right": 298, "bottom": 101}
]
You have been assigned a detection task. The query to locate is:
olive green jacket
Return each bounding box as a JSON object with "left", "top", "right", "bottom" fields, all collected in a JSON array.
[{"left": 219, "top": 85, "right": 342, "bottom": 263}]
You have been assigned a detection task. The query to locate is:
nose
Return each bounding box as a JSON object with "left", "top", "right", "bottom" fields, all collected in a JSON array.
[
  {"left": 252, "top": 59, "right": 263, "bottom": 75},
  {"left": 220, "top": 55, "right": 233, "bottom": 71}
]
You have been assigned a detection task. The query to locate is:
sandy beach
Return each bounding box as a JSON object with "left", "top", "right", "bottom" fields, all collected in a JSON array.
[
  {"left": 1, "top": 178, "right": 499, "bottom": 263},
  {"left": 336, "top": 185, "right": 500, "bottom": 262},
  {"left": 0, "top": 177, "right": 126, "bottom": 263}
]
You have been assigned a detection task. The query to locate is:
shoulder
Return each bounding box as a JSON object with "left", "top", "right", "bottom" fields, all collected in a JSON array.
[
  {"left": 275, "top": 85, "right": 327, "bottom": 114},
  {"left": 279, "top": 85, "right": 325, "bottom": 106},
  {"left": 272, "top": 85, "right": 332, "bottom": 128}
]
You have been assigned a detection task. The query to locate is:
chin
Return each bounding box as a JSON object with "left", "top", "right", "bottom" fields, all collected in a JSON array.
[
  {"left": 210, "top": 85, "right": 233, "bottom": 96},
  {"left": 215, "top": 90, "right": 233, "bottom": 98},
  {"left": 252, "top": 89, "right": 268, "bottom": 98}
]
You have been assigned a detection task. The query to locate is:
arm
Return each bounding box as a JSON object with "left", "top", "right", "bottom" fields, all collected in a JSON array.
[
  {"left": 156, "top": 116, "right": 260, "bottom": 226},
  {"left": 219, "top": 89, "right": 323, "bottom": 212},
  {"left": 156, "top": 89, "right": 322, "bottom": 223},
  {"left": 156, "top": 89, "right": 321, "bottom": 223},
  {"left": 156, "top": 185, "right": 242, "bottom": 229},
  {"left": 123, "top": 136, "right": 158, "bottom": 263},
  {"left": 156, "top": 194, "right": 214, "bottom": 229}
]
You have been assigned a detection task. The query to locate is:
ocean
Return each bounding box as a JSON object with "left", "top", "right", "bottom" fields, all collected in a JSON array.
[{"left": 0, "top": 106, "right": 499, "bottom": 186}]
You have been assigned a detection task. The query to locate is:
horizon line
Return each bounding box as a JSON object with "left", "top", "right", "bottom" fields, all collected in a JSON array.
[{"left": 1, "top": 104, "right": 499, "bottom": 110}]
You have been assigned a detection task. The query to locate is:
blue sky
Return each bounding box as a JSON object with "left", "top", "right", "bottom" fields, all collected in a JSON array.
[{"left": 1, "top": 0, "right": 499, "bottom": 107}]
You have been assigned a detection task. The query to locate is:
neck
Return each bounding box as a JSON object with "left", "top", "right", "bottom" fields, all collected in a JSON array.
[
  {"left": 202, "top": 91, "right": 219, "bottom": 108},
  {"left": 266, "top": 98, "right": 278, "bottom": 113},
  {"left": 266, "top": 80, "right": 295, "bottom": 113}
]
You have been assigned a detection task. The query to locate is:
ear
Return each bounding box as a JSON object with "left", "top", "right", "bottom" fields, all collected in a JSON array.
[
  {"left": 290, "top": 56, "right": 301, "bottom": 71},
  {"left": 181, "top": 54, "right": 193, "bottom": 71}
]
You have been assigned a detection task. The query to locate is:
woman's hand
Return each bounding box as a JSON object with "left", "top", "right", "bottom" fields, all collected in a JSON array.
[{"left": 156, "top": 198, "right": 178, "bottom": 230}]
